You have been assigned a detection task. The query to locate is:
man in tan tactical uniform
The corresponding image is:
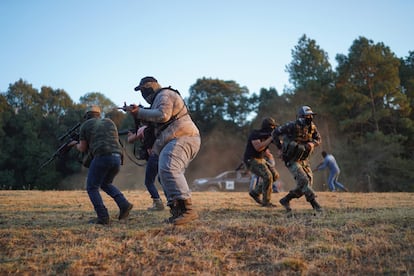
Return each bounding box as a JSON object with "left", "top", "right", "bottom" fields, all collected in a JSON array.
[{"left": 126, "top": 77, "right": 201, "bottom": 225}]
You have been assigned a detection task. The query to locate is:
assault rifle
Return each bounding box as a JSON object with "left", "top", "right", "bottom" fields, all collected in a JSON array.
[
  {"left": 117, "top": 102, "right": 143, "bottom": 112},
  {"left": 117, "top": 102, "right": 152, "bottom": 162},
  {"left": 117, "top": 102, "right": 149, "bottom": 136},
  {"left": 118, "top": 129, "right": 135, "bottom": 136},
  {"left": 39, "top": 122, "right": 81, "bottom": 170}
]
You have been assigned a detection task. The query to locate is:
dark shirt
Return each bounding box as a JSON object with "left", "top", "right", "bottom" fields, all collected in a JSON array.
[
  {"left": 79, "top": 118, "right": 122, "bottom": 156},
  {"left": 243, "top": 129, "right": 271, "bottom": 163}
]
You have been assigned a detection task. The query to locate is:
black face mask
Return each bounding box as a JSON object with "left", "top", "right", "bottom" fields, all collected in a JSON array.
[
  {"left": 305, "top": 117, "right": 313, "bottom": 125},
  {"left": 141, "top": 87, "right": 154, "bottom": 104},
  {"left": 299, "top": 117, "right": 312, "bottom": 126}
]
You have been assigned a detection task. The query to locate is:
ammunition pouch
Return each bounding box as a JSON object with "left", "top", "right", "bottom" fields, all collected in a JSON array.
[
  {"left": 301, "top": 145, "right": 312, "bottom": 160},
  {"left": 283, "top": 141, "right": 307, "bottom": 162},
  {"left": 134, "top": 141, "right": 149, "bottom": 161}
]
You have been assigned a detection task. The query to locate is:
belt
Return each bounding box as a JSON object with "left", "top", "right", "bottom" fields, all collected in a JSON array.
[{"left": 95, "top": 153, "right": 121, "bottom": 157}]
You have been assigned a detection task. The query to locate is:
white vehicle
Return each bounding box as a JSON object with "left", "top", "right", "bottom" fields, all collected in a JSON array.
[{"left": 192, "top": 170, "right": 251, "bottom": 192}]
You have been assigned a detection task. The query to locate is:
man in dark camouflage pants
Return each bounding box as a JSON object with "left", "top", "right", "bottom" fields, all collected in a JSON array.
[
  {"left": 243, "top": 117, "right": 280, "bottom": 207},
  {"left": 272, "top": 106, "right": 322, "bottom": 213}
]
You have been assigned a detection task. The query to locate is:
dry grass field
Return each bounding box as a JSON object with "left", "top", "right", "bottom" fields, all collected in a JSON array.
[{"left": 0, "top": 190, "right": 413, "bottom": 275}]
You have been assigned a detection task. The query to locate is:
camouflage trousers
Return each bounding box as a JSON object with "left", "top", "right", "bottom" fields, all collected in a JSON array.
[
  {"left": 248, "top": 158, "right": 279, "bottom": 204},
  {"left": 286, "top": 159, "right": 316, "bottom": 201}
]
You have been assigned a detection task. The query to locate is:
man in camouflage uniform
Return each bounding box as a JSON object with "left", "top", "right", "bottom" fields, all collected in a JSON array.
[
  {"left": 272, "top": 106, "right": 322, "bottom": 213},
  {"left": 243, "top": 117, "right": 280, "bottom": 207},
  {"left": 70, "top": 105, "right": 133, "bottom": 225}
]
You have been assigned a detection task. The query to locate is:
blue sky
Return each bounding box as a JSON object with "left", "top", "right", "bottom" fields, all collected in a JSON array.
[{"left": 1, "top": 0, "right": 413, "bottom": 107}]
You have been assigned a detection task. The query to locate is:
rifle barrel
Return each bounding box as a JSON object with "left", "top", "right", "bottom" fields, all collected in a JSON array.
[{"left": 59, "top": 122, "right": 81, "bottom": 141}]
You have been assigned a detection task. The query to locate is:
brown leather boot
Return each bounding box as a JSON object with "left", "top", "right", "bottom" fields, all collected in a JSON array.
[
  {"left": 173, "top": 198, "right": 199, "bottom": 225},
  {"left": 118, "top": 203, "right": 133, "bottom": 220}
]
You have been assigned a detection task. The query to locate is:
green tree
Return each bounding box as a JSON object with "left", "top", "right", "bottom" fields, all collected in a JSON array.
[
  {"left": 334, "top": 37, "right": 413, "bottom": 191},
  {"left": 187, "top": 77, "right": 252, "bottom": 134},
  {"left": 286, "top": 34, "right": 334, "bottom": 90},
  {"left": 0, "top": 94, "right": 15, "bottom": 189},
  {"left": 79, "top": 92, "right": 117, "bottom": 115},
  {"left": 1, "top": 80, "right": 85, "bottom": 189},
  {"left": 398, "top": 51, "right": 414, "bottom": 160},
  {"left": 285, "top": 34, "right": 335, "bottom": 110},
  {"left": 335, "top": 36, "right": 410, "bottom": 134},
  {"left": 250, "top": 87, "right": 291, "bottom": 126},
  {"left": 39, "top": 86, "right": 74, "bottom": 117},
  {"left": 400, "top": 51, "right": 414, "bottom": 119},
  {"left": 5, "top": 79, "right": 41, "bottom": 114}
]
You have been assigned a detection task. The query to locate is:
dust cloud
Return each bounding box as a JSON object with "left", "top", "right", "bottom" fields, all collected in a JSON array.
[{"left": 59, "top": 131, "right": 328, "bottom": 192}]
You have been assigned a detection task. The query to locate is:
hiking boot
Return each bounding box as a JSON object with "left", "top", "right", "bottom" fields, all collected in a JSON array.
[
  {"left": 118, "top": 203, "right": 133, "bottom": 220},
  {"left": 88, "top": 217, "right": 110, "bottom": 225},
  {"left": 249, "top": 191, "right": 262, "bottom": 205},
  {"left": 173, "top": 198, "right": 199, "bottom": 225},
  {"left": 148, "top": 198, "right": 165, "bottom": 211},
  {"left": 279, "top": 196, "right": 292, "bottom": 213}
]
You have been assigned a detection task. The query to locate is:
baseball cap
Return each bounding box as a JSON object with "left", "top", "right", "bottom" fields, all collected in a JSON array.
[
  {"left": 134, "top": 76, "right": 158, "bottom": 91},
  {"left": 85, "top": 105, "right": 101, "bottom": 114}
]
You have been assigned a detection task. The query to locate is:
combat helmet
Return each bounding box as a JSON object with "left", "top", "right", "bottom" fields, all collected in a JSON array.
[{"left": 297, "top": 106, "right": 317, "bottom": 117}]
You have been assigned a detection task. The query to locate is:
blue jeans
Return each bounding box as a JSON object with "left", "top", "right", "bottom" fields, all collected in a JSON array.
[
  {"left": 158, "top": 136, "right": 200, "bottom": 203},
  {"left": 86, "top": 154, "right": 130, "bottom": 219},
  {"left": 328, "top": 171, "right": 347, "bottom": 191},
  {"left": 145, "top": 153, "right": 165, "bottom": 199}
]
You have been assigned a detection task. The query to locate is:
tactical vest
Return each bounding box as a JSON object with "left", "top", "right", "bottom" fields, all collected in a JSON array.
[
  {"left": 282, "top": 121, "right": 316, "bottom": 162},
  {"left": 294, "top": 122, "right": 316, "bottom": 143},
  {"left": 152, "top": 86, "right": 188, "bottom": 131}
]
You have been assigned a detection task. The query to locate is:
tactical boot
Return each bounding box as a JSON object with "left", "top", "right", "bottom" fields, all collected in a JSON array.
[
  {"left": 118, "top": 203, "right": 133, "bottom": 220},
  {"left": 310, "top": 199, "right": 322, "bottom": 212},
  {"left": 279, "top": 195, "right": 292, "bottom": 213},
  {"left": 262, "top": 202, "right": 277, "bottom": 208},
  {"left": 249, "top": 191, "right": 262, "bottom": 205},
  {"left": 173, "top": 198, "right": 199, "bottom": 225},
  {"left": 148, "top": 198, "right": 165, "bottom": 211}
]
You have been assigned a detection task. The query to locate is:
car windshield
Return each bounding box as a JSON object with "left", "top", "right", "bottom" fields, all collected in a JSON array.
[{"left": 215, "top": 171, "right": 236, "bottom": 179}]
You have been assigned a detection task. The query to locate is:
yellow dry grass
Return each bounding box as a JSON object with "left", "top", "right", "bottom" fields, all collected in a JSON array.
[{"left": 0, "top": 190, "right": 413, "bottom": 275}]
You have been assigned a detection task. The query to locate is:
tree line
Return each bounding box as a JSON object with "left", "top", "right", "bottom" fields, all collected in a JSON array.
[{"left": 1, "top": 35, "right": 413, "bottom": 192}]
